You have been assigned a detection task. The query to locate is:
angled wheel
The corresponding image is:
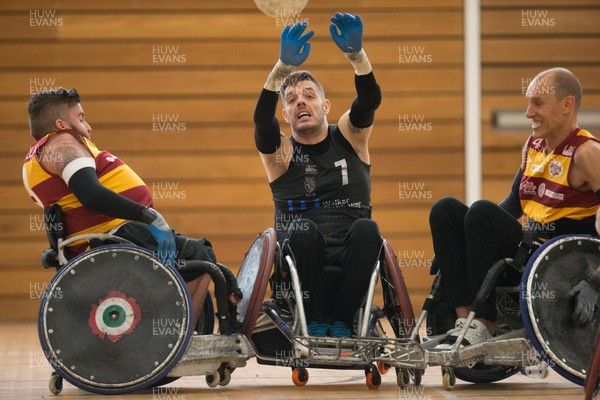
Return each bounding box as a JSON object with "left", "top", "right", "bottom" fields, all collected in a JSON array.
[
  {"left": 237, "top": 228, "right": 276, "bottom": 338},
  {"left": 382, "top": 240, "right": 425, "bottom": 382},
  {"left": 38, "top": 245, "right": 193, "bottom": 394},
  {"left": 585, "top": 329, "right": 600, "bottom": 400},
  {"left": 521, "top": 235, "right": 600, "bottom": 386}
]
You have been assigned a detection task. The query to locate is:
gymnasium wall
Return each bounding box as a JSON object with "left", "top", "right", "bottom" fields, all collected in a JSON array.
[{"left": 0, "top": 0, "right": 598, "bottom": 320}]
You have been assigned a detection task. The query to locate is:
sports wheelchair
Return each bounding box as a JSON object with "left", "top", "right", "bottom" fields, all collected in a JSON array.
[
  {"left": 37, "top": 206, "right": 254, "bottom": 395},
  {"left": 586, "top": 329, "right": 600, "bottom": 400},
  {"left": 235, "top": 227, "right": 424, "bottom": 390},
  {"left": 416, "top": 233, "right": 600, "bottom": 390}
]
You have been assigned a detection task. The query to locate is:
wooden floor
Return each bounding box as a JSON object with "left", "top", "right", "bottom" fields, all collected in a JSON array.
[{"left": 2, "top": 322, "right": 586, "bottom": 400}]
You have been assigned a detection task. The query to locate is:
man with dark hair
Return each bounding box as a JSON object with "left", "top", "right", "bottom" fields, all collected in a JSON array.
[
  {"left": 23, "top": 88, "right": 217, "bottom": 327},
  {"left": 28, "top": 88, "right": 82, "bottom": 140},
  {"left": 429, "top": 67, "right": 600, "bottom": 349},
  {"left": 253, "top": 14, "right": 382, "bottom": 338}
]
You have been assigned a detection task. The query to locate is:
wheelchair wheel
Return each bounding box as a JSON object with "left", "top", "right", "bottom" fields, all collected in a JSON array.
[
  {"left": 38, "top": 245, "right": 193, "bottom": 394},
  {"left": 236, "top": 228, "right": 276, "bottom": 338},
  {"left": 521, "top": 234, "right": 600, "bottom": 386},
  {"left": 381, "top": 240, "right": 424, "bottom": 384},
  {"left": 585, "top": 329, "right": 600, "bottom": 400}
]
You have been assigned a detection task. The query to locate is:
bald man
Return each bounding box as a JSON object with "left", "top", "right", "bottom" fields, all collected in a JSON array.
[{"left": 428, "top": 67, "right": 600, "bottom": 348}]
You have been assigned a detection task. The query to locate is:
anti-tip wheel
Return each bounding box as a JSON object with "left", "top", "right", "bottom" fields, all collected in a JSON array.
[
  {"left": 442, "top": 368, "right": 456, "bottom": 391},
  {"left": 206, "top": 370, "right": 221, "bottom": 388},
  {"left": 219, "top": 366, "right": 232, "bottom": 387},
  {"left": 49, "top": 372, "right": 63, "bottom": 395},
  {"left": 412, "top": 368, "right": 424, "bottom": 385},
  {"left": 396, "top": 368, "right": 407, "bottom": 389},
  {"left": 292, "top": 367, "right": 309, "bottom": 386}
]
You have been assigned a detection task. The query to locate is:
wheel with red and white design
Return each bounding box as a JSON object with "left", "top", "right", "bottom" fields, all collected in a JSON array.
[{"left": 38, "top": 245, "right": 193, "bottom": 394}]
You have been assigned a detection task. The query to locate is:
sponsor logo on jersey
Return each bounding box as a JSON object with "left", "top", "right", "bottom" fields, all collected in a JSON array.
[
  {"left": 305, "top": 164, "right": 317, "bottom": 175},
  {"left": 562, "top": 145, "right": 575, "bottom": 157},
  {"left": 549, "top": 160, "right": 563, "bottom": 177},
  {"left": 520, "top": 180, "right": 537, "bottom": 196}
]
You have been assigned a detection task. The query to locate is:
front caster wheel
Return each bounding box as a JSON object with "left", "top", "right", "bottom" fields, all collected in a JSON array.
[
  {"left": 366, "top": 364, "right": 381, "bottom": 390},
  {"left": 377, "top": 361, "right": 391, "bottom": 375}
]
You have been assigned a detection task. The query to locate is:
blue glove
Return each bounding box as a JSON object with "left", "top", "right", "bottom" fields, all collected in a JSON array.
[
  {"left": 329, "top": 12, "right": 363, "bottom": 53},
  {"left": 279, "top": 22, "right": 314, "bottom": 66},
  {"left": 144, "top": 208, "right": 176, "bottom": 267}
]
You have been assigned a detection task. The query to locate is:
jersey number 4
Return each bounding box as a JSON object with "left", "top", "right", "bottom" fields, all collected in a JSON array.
[{"left": 334, "top": 159, "right": 349, "bottom": 186}]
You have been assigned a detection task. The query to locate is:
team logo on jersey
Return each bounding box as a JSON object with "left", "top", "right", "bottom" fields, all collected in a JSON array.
[
  {"left": 106, "top": 155, "right": 117, "bottom": 162},
  {"left": 304, "top": 176, "right": 316, "bottom": 197},
  {"left": 549, "top": 160, "right": 563, "bottom": 177},
  {"left": 562, "top": 145, "right": 575, "bottom": 157}
]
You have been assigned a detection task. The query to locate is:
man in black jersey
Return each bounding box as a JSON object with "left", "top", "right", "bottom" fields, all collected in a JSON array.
[{"left": 253, "top": 14, "right": 382, "bottom": 337}]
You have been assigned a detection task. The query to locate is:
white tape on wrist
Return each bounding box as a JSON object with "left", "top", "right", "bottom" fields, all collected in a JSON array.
[
  {"left": 265, "top": 59, "right": 295, "bottom": 92},
  {"left": 346, "top": 49, "right": 372, "bottom": 76}
]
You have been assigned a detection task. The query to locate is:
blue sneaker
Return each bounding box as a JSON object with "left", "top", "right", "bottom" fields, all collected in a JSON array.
[
  {"left": 307, "top": 321, "right": 329, "bottom": 337},
  {"left": 330, "top": 321, "right": 351, "bottom": 338}
]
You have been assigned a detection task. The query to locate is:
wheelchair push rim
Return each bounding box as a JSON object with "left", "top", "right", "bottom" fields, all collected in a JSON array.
[{"left": 38, "top": 245, "right": 194, "bottom": 394}]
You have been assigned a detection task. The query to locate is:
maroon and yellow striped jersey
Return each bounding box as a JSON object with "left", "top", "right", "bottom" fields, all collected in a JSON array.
[
  {"left": 22, "top": 130, "right": 152, "bottom": 254},
  {"left": 519, "top": 127, "right": 600, "bottom": 224}
]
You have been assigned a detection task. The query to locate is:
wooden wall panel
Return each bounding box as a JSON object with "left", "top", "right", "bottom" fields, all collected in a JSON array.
[
  {"left": 4, "top": 0, "right": 599, "bottom": 322},
  {"left": 2, "top": 0, "right": 462, "bottom": 321},
  {"left": 480, "top": 1, "right": 600, "bottom": 201}
]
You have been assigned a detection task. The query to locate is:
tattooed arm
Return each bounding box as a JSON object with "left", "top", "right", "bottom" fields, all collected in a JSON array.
[{"left": 39, "top": 133, "right": 147, "bottom": 221}]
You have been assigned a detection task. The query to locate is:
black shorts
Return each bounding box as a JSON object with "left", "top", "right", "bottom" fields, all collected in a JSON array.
[{"left": 110, "top": 221, "right": 217, "bottom": 282}]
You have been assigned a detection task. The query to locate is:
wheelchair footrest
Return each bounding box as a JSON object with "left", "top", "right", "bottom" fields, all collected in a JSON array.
[
  {"left": 167, "top": 334, "right": 255, "bottom": 377},
  {"left": 424, "top": 333, "right": 537, "bottom": 368},
  {"left": 292, "top": 336, "right": 426, "bottom": 369}
]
